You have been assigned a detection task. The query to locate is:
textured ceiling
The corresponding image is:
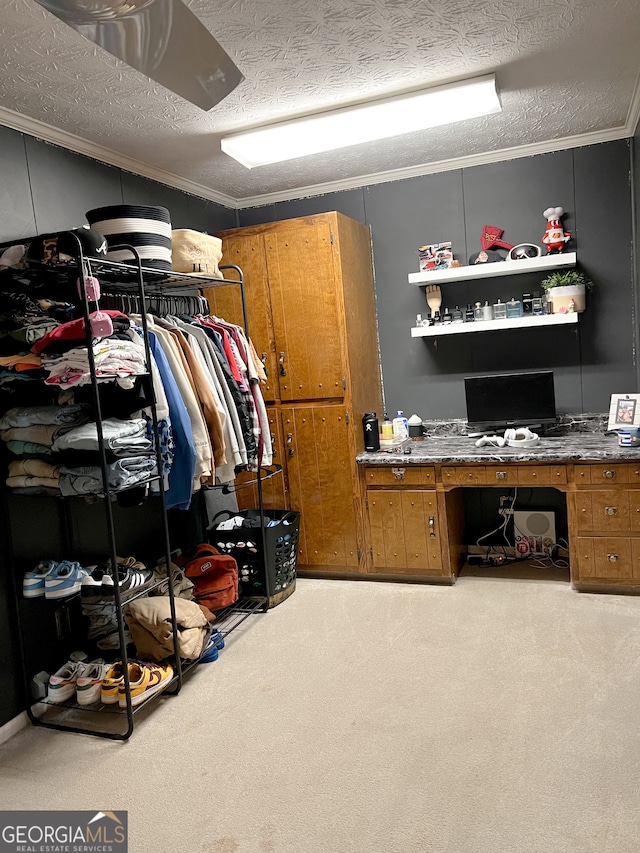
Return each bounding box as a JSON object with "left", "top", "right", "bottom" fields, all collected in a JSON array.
[{"left": 1, "top": 0, "right": 640, "bottom": 206}]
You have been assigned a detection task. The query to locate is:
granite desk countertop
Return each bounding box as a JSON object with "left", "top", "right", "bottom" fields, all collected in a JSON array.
[{"left": 357, "top": 434, "right": 640, "bottom": 465}]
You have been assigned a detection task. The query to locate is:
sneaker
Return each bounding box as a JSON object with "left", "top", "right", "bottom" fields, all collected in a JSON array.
[
  {"left": 80, "top": 566, "right": 107, "bottom": 602},
  {"left": 200, "top": 630, "right": 225, "bottom": 663},
  {"left": 47, "top": 660, "right": 80, "bottom": 703},
  {"left": 101, "top": 661, "right": 126, "bottom": 705},
  {"left": 75, "top": 659, "right": 107, "bottom": 706},
  {"left": 44, "top": 561, "right": 89, "bottom": 599},
  {"left": 118, "top": 661, "right": 173, "bottom": 708},
  {"left": 102, "top": 567, "right": 154, "bottom": 600},
  {"left": 23, "top": 560, "right": 57, "bottom": 598}
]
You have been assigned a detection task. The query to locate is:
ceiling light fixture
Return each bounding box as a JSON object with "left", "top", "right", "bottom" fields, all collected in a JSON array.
[{"left": 221, "top": 74, "right": 501, "bottom": 169}]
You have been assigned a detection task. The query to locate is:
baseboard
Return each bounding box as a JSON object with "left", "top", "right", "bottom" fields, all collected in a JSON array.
[{"left": 0, "top": 711, "right": 30, "bottom": 746}]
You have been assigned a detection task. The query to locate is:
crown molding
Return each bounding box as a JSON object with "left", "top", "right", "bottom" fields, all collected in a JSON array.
[
  {"left": 0, "top": 105, "right": 238, "bottom": 209},
  {"left": 235, "top": 124, "right": 633, "bottom": 208},
  {"left": 1, "top": 94, "right": 638, "bottom": 212}
]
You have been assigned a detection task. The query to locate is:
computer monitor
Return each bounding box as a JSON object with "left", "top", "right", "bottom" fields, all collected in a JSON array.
[{"left": 464, "top": 371, "right": 557, "bottom": 434}]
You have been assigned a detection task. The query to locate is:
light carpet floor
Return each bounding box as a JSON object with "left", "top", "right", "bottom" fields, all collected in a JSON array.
[{"left": 1, "top": 575, "right": 640, "bottom": 853}]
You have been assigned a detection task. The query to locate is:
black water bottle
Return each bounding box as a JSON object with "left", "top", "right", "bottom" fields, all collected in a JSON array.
[{"left": 362, "top": 412, "right": 380, "bottom": 452}]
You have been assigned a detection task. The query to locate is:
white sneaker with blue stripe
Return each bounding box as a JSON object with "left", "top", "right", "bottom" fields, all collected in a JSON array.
[{"left": 44, "top": 561, "right": 89, "bottom": 599}]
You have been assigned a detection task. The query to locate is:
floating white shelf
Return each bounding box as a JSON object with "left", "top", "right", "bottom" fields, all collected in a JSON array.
[
  {"left": 408, "top": 251, "right": 576, "bottom": 285},
  {"left": 411, "top": 312, "right": 579, "bottom": 337}
]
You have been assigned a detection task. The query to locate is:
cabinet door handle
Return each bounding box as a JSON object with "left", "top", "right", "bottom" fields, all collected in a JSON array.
[
  {"left": 271, "top": 432, "right": 277, "bottom": 457},
  {"left": 605, "top": 506, "right": 618, "bottom": 516},
  {"left": 279, "top": 352, "right": 287, "bottom": 376},
  {"left": 286, "top": 433, "right": 294, "bottom": 456},
  {"left": 261, "top": 352, "right": 269, "bottom": 377},
  {"left": 495, "top": 471, "right": 507, "bottom": 480},
  {"left": 429, "top": 516, "right": 436, "bottom": 538},
  {"left": 603, "top": 469, "right": 616, "bottom": 479},
  {"left": 607, "top": 554, "right": 619, "bottom": 562},
  {"left": 391, "top": 467, "right": 405, "bottom": 481}
]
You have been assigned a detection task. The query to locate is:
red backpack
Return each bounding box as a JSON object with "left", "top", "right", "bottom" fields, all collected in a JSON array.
[{"left": 175, "top": 544, "right": 239, "bottom": 612}]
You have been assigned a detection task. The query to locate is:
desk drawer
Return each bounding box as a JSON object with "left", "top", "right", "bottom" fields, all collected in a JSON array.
[
  {"left": 441, "top": 466, "right": 486, "bottom": 485},
  {"left": 574, "top": 490, "right": 640, "bottom": 532},
  {"left": 573, "top": 464, "right": 640, "bottom": 484},
  {"left": 574, "top": 537, "right": 640, "bottom": 582},
  {"left": 366, "top": 466, "right": 435, "bottom": 486},
  {"left": 517, "top": 465, "right": 567, "bottom": 486}
]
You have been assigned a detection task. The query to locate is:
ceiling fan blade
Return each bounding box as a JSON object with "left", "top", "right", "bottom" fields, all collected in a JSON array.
[{"left": 34, "top": 0, "right": 244, "bottom": 110}]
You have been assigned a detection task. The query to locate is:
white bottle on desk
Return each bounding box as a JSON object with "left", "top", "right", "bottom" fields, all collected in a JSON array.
[{"left": 393, "top": 410, "right": 408, "bottom": 438}]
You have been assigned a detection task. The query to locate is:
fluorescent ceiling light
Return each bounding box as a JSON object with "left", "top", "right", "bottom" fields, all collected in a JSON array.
[{"left": 221, "top": 74, "right": 501, "bottom": 169}]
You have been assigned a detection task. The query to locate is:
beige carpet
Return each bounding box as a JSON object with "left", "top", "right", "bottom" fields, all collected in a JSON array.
[{"left": 1, "top": 575, "right": 640, "bottom": 853}]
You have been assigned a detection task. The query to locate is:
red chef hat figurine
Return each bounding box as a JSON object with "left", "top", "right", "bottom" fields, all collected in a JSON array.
[{"left": 542, "top": 207, "right": 571, "bottom": 253}]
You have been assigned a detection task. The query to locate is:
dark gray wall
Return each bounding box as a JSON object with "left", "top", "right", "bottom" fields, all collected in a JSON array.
[
  {"left": 0, "top": 125, "right": 238, "bottom": 242},
  {"left": 0, "top": 125, "right": 238, "bottom": 728},
  {"left": 239, "top": 140, "right": 637, "bottom": 420}
]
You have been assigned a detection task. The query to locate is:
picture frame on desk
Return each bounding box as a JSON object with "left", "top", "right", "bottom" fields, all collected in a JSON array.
[{"left": 608, "top": 394, "right": 640, "bottom": 430}]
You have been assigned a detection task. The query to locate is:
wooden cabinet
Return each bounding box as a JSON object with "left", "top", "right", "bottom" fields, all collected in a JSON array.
[
  {"left": 208, "top": 213, "right": 382, "bottom": 575},
  {"left": 368, "top": 490, "right": 443, "bottom": 576},
  {"left": 569, "top": 464, "right": 640, "bottom": 586}
]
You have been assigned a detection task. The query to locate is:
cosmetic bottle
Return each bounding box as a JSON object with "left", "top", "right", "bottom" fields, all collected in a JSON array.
[
  {"left": 381, "top": 413, "right": 393, "bottom": 437},
  {"left": 442, "top": 307, "right": 453, "bottom": 324},
  {"left": 482, "top": 301, "right": 493, "bottom": 320},
  {"left": 452, "top": 305, "right": 463, "bottom": 323},
  {"left": 493, "top": 299, "right": 506, "bottom": 320},
  {"left": 392, "top": 411, "right": 409, "bottom": 439},
  {"left": 416, "top": 313, "right": 422, "bottom": 327},
  {"left": 532, "top": 292, "right": 545, "bottom": 315},
  {"left": 432, "top": 310, "right": 441, "bottom": 325},
  {"left": 505, "top": 297, "right": 523, "bottom": 318},
  {"left": 465, "top": 304, "right": 475, "bottom": 322},
  {"left": 473, "top": 301, "right": 483, "bottom": 321},
  {"left": 522, "top": 293, "right": 533, "bottom": 314}
]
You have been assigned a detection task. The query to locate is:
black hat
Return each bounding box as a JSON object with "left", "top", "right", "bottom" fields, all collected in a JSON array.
[{"left": 28, "top": 228, "right": 108, "bottom": 264}]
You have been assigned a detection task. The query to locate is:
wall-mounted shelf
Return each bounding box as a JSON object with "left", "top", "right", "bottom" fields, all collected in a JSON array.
[
  {"left": 408, "top": 252, "right": 577, "bottom": 285},
  {"left": 411, "top": 312, "right": 579, "bottom": 337}
]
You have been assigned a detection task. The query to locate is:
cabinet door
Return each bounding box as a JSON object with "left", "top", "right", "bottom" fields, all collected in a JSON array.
[
  {"left": 368, "top": 490, "right": 442, "bottom": 576},
  {"left": 281, "top": 405, "right": 359, "bottom": 569},
  {"left": 205, "top": 233, "right": 278, "bottom": 403},
  {"left": 235, "top": 407, "right": 287, "bottom": 512},
  {"left": 267, "top": 223, "right": 345, "bottom": 401}
]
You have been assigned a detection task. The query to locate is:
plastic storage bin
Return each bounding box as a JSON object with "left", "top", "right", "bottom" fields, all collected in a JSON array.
[{"left": 207, "top": 510, "right": 299, "bottom": 608}]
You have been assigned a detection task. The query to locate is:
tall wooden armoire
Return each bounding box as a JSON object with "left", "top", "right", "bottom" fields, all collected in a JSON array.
[{"left": 206, "top": 212, "right": 383, "bottom": 576}]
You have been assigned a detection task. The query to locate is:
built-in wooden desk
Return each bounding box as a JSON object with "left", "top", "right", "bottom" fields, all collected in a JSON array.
[{"left": 357, "top": 436, "right": 640, "bottom": 592}]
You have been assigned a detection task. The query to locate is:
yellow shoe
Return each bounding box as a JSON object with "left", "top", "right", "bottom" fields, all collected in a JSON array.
[
  {"left": 100, "top": 661, "right": 125, "bottom": 704},
  {"left": 118, "top": 661, "right": 173, "bottom": 708}
]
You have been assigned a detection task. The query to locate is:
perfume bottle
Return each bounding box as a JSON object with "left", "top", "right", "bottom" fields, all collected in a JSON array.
[
  {"left": 493, "top": 299, "right": 506, "bottom": 320},
  {"left": 442, "top": 307, "right": 453, "bottom": 324},
  {"left": 416, "top": 313, "right": 423, "bottom": 327},
  {"left": 432, "top": 310, "right": 441, "bottom": 325},
  {"left": 532, "top": 291, "right": 545, "bottom": 315},
  {"left": 465, "top": 303, "right": 475, "bottom": 322},
  {"left": 505, "top": 297, "right": 523, "bottom": 318},
  {"left": 482, "top": 301, "right": 493, "bottom": 320},
  {"left": 452, "top": 305, "right": 463, "bottom": 323},
  {"left": 474, "top": 301, "right": 483, "bottom": 321},
  {"left": 522, "top": 293, "right": 533, "bottom": 314}
]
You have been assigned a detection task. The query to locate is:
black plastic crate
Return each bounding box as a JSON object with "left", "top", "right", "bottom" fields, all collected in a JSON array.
[{"left": 207, "top": 509, "right": 299, "bottom": 608}]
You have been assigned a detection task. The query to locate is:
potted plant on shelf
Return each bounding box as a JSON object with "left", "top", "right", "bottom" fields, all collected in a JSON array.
[{"left": 540, "top": 270, "right": 593, "bottom": 313}]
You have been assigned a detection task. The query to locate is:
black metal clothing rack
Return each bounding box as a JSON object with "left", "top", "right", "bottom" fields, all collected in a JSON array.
[{"left": 0, "top": 239, "right": 273, "bottom": 739}]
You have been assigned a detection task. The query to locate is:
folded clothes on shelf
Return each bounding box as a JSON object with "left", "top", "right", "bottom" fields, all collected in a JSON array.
[
  {"left": 52, "top": 417, "right": 152, "bottom": 454},
  {"left": 59, "top": 455, "right": 157, "bottom": 496},
  {"left": 0, "top": 403, "right": 91, "bottom": 429}
]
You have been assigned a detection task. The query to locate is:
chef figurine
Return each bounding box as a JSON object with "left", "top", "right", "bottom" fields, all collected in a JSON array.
[{"left": 542, "top": 206, "right": 571, "bottom": 253}]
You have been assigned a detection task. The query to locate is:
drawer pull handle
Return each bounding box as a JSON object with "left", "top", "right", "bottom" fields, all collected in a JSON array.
[
  {"left": 607, "top": 554, "right": 619, "bottom": 563},
  {"left": 496, "top": 471, "right": 507, "bottom": 480},
  {"left": 605, "top": 506, "right": 618, "bottom": 516},
  {"left": 261, "top": 352, "right": 269, "bottom": 377},
  {"left": 286, "top": 433, "right": 294, "bottom": 456},
  {"left": 392, "top": 467, "right": 405, "bottom": 481},
  {"left": 279, "top": 351, "right": 287, "bottom": 376},
  {"left": 429, "top": 516, "right": 436, "bottom": 538},
  {"left": 603, "top": 469, "right": 616, "bottom": 479}
]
